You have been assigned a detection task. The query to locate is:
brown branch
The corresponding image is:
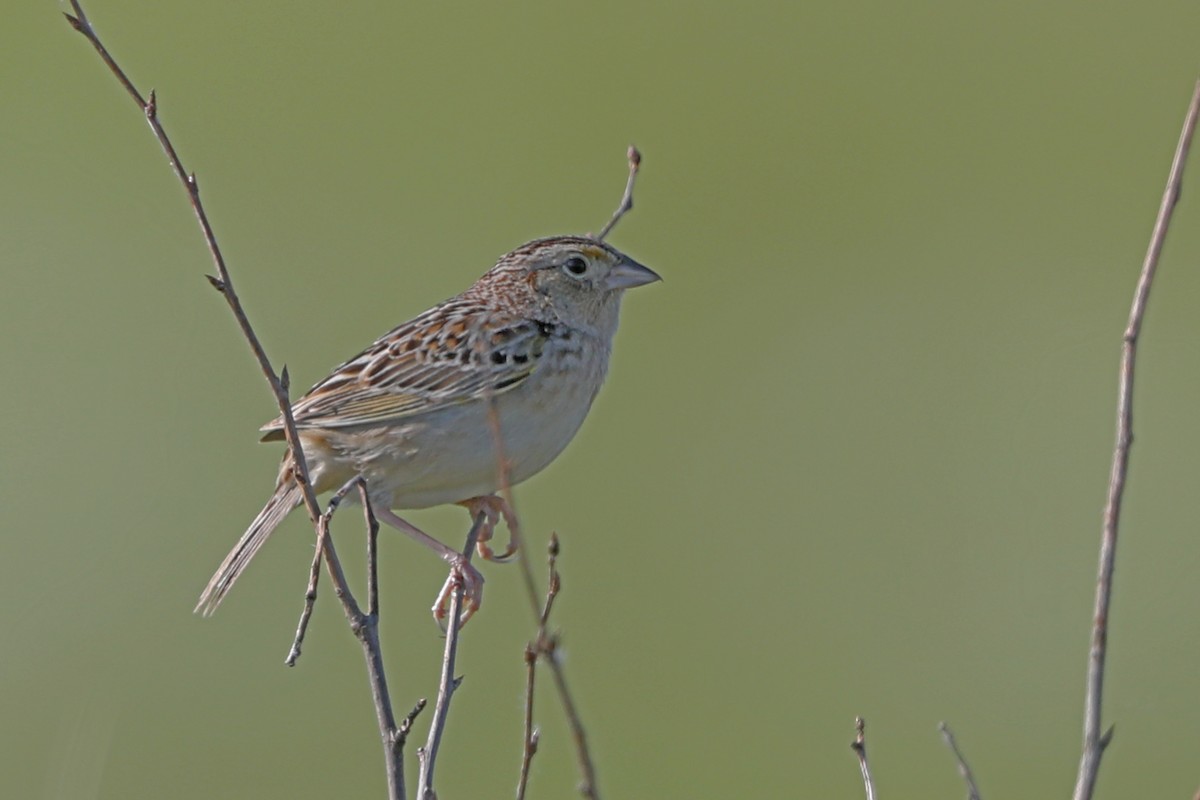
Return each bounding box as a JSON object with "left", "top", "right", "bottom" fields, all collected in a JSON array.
[
  {"left": 851, "top": 717, "right": 877, "bottom": 800},
  {"left": 517, "top": 643, "right": 541, "bottom": 800},
  {"left": 487, "top": 391, "right": 600, "bottom": 796},
  {"left": 595, "top": 145, "right": 641, "bottom": 241},
  {"left": 64, "top": 4, "right": 310, "bottom": 510},
  {"left": 527, "top": 537, "right": 600, "bottom": 799},
  {"left": 416, "top": 513, "right": 486, "bottom": 799},
  {"left": 505, "top": 154, "right": 641, "bottom": 798},
  {"left": 516, "top": 535, "right": 563, "bottom": 800},
  {"left": 1072, "top": 79, "right": 1200, "bottom": 800},
  {"left": 286, "top": 477, "right": 372, "bottom": 665},
  {"left": 64, "top": 6, "right": 412, "bottom": 799},
  {"left": 938, "top": 722, "right": 982, "bottom": 800}
]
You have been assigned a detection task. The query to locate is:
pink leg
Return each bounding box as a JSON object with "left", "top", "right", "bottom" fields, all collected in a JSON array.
[
  {"left": 375, "top": 507, "right": 484, "bottom": 627},
  {"left": 457, "top": 495, "right": 519, "bottom": 562}
]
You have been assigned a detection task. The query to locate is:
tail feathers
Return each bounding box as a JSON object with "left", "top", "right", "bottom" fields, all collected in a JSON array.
[{"left": 195, "top": 480, "right": 303, "bottom": 616}]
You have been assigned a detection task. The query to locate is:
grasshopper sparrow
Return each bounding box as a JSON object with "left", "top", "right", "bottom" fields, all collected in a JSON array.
[{"left": 196, "top": 235, "right": 659, "bottom": 623}]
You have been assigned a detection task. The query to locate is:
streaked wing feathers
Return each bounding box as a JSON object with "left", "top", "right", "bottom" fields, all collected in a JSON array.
[{"left": 261, "top": 304, "right": 552, "bottom": 440}]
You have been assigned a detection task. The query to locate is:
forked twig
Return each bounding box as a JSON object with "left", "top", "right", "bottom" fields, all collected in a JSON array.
[
  {"left": 504, "top": 153, "right": 641, "bottom": 797},
  {"left": 488, "top": 394, "right": 601, "bottom": 796},
  {"left": 287, "top": 477, "right": 375, "bottom": 665},
  {"left": 516, "top": 535, "right": 563, "bottom": 800},
  {"left": 64, "top": 6, "right": 412, "bottom": 798},
  {"left": 1072, "top": 79, "right": 1200, "bottom": 800},
  {"left": 595, "top": 146, "right": 641, "bottom": 241},
  {"left": 938, "top": 722, "right": 982, "bottom": 800},
  {"left": 851, "top": 717, "right": 877, "bottom": 800},
  {"left": 416, "top": 513, "right": 486, "bottom": 799}
]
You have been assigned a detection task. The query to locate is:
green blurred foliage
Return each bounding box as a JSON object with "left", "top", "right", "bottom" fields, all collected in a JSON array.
[{"left": 5, "top": 1, "right": 1200, "bottom": 797}]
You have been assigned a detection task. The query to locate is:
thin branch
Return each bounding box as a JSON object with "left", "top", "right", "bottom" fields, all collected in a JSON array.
[
  {"left": 362, "top": 480, "right": 382, "bottom": 617},
  {"left": 516, "top": 643, "right": 540, "bottom": 800},
  {"left": 286, "top": 478, "right": 371, "bottom": 666},
  {"left": 398, "top": 700, "right": 428, "bottom": 749},
  {"left": 65, "top": 6, "right": 409, "bottom": 798},
  {"left": 938, "top": 722, "right": 982, "bottom": 800},
  {"left": 64, "top": 4, "right": 314, "bottom": 521},
  {"left": 503, "top": 154, "right": 640, "bottom": 798},
  {"left": 516, "top": 535, "right": 563, "bottom": 800},
  {"left": 851, "top": 717, "right": 877, "bottom": 800},
  {"left": 523, "top": 535, "right": 601, "bottom": 799},
  {"left": 492, "top": 398, "right": 599, "bottom": 797},
  {"left": 595, "top": 145, "right": 641, "bottom": 241},
  {"left": 1072, "top": 79, "right": 1200, "bottom": 800},
  {"left": 544, "top": 636, "right": 599, "bottom": 799},
  {"left": 416, "top": 513, "right": 485, "bottom": 799},
  {"left": 63, "top": 1, "right": 330, "bottom": 586}
]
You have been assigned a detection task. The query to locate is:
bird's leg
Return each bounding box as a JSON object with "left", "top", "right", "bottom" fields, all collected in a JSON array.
[
  {"left": 375, "top": 507, "right": 483, "bottom": 627},
  {"left": 457, "top": 494, "right": 518, "bottom": 562}
]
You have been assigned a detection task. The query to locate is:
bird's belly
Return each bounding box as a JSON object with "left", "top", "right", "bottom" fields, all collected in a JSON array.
[{"left": 303, "top": 355, "right": 603, "bottom": 509}]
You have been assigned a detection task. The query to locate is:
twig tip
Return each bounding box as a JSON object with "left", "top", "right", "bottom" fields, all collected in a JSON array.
[{"left": 851, "top": 716, "right": 868, "bottom": 751}]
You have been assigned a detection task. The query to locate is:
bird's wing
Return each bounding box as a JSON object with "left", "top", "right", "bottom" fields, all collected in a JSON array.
[{"left": 260, "top": 303, "right": 553, "bottom": 439}]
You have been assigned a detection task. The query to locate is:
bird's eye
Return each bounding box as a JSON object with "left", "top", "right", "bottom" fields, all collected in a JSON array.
[{"left": 562, "top": 256, "right": 589, "bottom": 277}]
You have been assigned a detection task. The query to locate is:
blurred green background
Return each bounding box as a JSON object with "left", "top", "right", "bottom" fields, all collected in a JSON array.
[{"left": 5, "top": 1, "right": 1200, "bottom": 797}]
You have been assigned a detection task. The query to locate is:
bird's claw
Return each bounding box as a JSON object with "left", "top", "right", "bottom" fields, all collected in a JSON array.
[
  {"left": 432, "top": 555, "right": 484, "bottom": 631},
  {"left": 460, "top": 494, "right": 519, "bottom": 563}
]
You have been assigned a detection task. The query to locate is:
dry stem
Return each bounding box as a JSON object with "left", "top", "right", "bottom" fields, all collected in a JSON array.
[
  {"left": 595, "top": 146, "right": 641, "bottom": 241},
  {"left": 938, "top": 722, "right": 982, "bottom": 800},
  {"left": 516, "top": 535, "right": 563, "bottom": 800},
  {"left": 1071, "top": 79, "right": 1200, "bottom": 800},
  {"left": 851, "top": 717, "right": 876, "bottom": 800},
  {"left": 68, "top": 6, "right": 643, "bottom": 797},
  {"left": 64, "top": 5, "right": 412, "bottom": 798},
  {"left": 506, "top": 147, "right": 645, "bottom": 799},
  {"left": 416, "top": 513, "right": 485, "bottom": 799}
]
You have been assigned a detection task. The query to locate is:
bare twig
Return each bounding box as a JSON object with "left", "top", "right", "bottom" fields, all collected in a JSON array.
[
  {"left": 595, "top": 145, "right": 641, "bottom": 241},
  {"left": 63, "top": 3, "right": 320, "bottom": 530},
  {"left": 416, "top": 513, "right": 485, "bottom": 799},
  {"left": 286, "top": 477, "right": 372, "bottom": 665},
  {"left": 504, "top": 154, "right": 641, "bottom": 798},
  {"left": 545, "top": 640, "right": 598, "bottom": 799},
  {"left": 516, "top": 535, "right": 563, "bottom": 800},
  {"left": 398, "top": 700, "right": 428, "bottom": 748},
  {"left": 1072, "top": 79, "right": 1200, "bottom": 800},
  {"left": 491, "top": 407, "right": 598, "bottom": 797},
  {"left": 64, "top": 6, "right": 411, "bottom": 798},
  {"left": 359, "top": 480, "right": 383, "bottom": 616},
  {"left": 938, "top": 722, "right": 982, "bottom": 800},
  {"left": 517, "top": 643, "right": 541, "bottom": 800},
  {"left": 851, "top": 717, "right": 877, "bottom": 800}
]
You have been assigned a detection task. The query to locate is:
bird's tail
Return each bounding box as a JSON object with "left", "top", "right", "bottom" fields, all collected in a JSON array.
[{"left": 195, "top": 471, "right": 303, "bottom": 616}]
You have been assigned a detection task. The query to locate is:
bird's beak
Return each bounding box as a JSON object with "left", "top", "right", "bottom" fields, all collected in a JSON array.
[{"left": 604, "top": 255, "right": 661, "bottom": 291}]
